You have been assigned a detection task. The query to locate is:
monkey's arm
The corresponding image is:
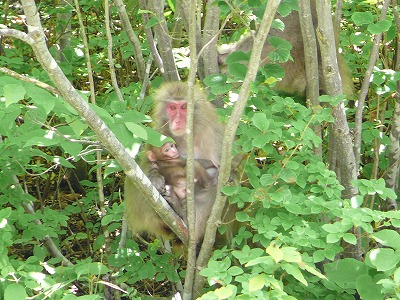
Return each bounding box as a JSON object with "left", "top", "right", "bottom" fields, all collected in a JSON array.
[{"left": 147, "top": 167, "right": 167, "bottom": 193}]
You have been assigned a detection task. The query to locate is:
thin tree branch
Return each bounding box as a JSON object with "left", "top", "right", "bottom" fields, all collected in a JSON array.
[
  {"left": 354, "top": 0, "right": 391, "bottom": 170},
  {"left": 298, "top": 0, "right": 322, "bottom": 157},
  {"left": 193, "top": 0, "right": 282, "bottom": 296},
  {"left": 114, "top": 0, "right": 146, "bottom": 82},
  {"left": 0, "top": 28, "right": 33, "bottom": 44},
  {"left": 316, "top": 0, "right": 358, "bottom": 199},
  {"left": 105, "top": 0, "right": 124, "bottom": 102},
  {"left": 0, "top": 67, "right": 60, "bottom": 95}
]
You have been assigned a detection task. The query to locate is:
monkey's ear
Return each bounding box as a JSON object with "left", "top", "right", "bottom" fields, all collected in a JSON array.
[{"left": 147, "top": 151, "right": 156, "bottom": 162}]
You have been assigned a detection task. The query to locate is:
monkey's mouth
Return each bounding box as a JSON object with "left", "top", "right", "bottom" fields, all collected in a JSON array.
[{"left": 171, "top": 127, "right": 186, "bottom": 137}]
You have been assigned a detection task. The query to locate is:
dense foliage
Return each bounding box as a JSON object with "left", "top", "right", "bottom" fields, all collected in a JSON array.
[{"left": 0, "top": 0, "right": 399, "bottom": 299}]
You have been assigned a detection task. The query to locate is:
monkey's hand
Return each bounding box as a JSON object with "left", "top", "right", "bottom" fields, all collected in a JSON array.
[{"left": 148, "top": 168, "right": 166, "bottom": 193}]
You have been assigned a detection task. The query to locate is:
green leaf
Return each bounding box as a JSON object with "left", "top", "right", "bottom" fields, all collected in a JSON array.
[
  {"left": 145, "top": 16, "right": 161, "bottom": 29},
  {"left": 25, "top": 130, "right": 61, "bottom": 147},
  {"left": 115, "top": 110, "right": 152, "bottom": 124},
  {"left": 203, "top": 74, "right": 228, "bottom": 86},
  {"left": 4, "top": 283, "right": 28, "bottom": 300},
  {"left": 371, "top": 229, "right": 400, "bottom": 250},
  {"left": 252, "top": 134, "right": 271, "bottom": 148},
  {"left": 282, "top": 263, "right": 307, "bottom": 285},
  {"left": 60, "top": 140, "right": 83, "bottom": 156},
  {"left": 228, "top": 63, "right": 247, "bottom": 79},
  {"left": 343, "top": 233, "right": 357, "bottom": 245},
  {"left": 325, "top": 258, "right": 368, "bottom": 287},
  {"left": 125, "top": 122, "right": 148, "bottom": 140},
  {"left": 266, "top": 242, "right": 283, "bottom": 263},
  {"left": 225, "top": 51, "right": 250, "bottom": 64},
  {"left": 356, "top": 274, "right": 384, "bottom": 300},
  {"left": 3, "top": 84, "right": 26, "bottom": 106},
  {"left": 221, "top": 186, "right": 240, "bottom": 196},
  {"left": 261, "top": 63, "right": 285, "bottom": 82},
  {"left": 252, "top": 113, "right": 269, "bottom": 132},
  {"left": 368, "top": 248, "right": 400, "bottom": 271},
  {"left": 268, "top": 36, "right": 293, "bottom": 50},
  {"left": 101, "top": 214, "right": 114, "bottom": 226},
  {"left": 227, "top": 266, "right": 243, "bottom": 276},
  {"left": 351, "top": 12, "right": 374, "bottom": 26},
  {"left": 213, "top": 285, "right": 237, "bottom": 299},
  {"left": 282, "top": 247, "right": 302, "bottom": 263},
  {"left": 249, "top": 274, "right": 268, "bottom": 292},
  {"left": 89, "top": 103, "right": 114, "bottom": 124},
  {"left": 368, "top": 20, "right": 392, "bottom": 35}
]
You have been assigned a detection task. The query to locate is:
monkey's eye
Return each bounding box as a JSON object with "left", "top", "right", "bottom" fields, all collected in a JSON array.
[
  {"left": 168, "top": 104, "right": 177, "bottom": 110},
  {"left": 181, "top": 104, "right": 187, "bottom": 110}
]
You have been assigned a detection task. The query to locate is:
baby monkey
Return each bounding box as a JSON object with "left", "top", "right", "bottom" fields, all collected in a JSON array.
[{"left": 146, "top": 142, "right": 217, "bottom": 222}]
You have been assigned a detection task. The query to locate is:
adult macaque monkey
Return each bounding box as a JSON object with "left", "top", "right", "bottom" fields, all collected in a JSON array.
[
  {"left": 124, "top": 82, "right": 226, "bottom": 244},
  {"left": 218, "top": 0, "right": 353, "bottom": 98}
]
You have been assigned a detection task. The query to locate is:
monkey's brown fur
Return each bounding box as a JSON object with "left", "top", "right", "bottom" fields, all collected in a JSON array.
[
  {"left": 219, "top": 1, "right": 353, "bottom": 98},
  {"left": 125, "top": 82, "right": 228, "bottom": 244}
]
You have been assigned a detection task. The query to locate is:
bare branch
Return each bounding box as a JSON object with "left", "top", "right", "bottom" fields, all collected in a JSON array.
[
  {"left": 105, "top": 0, "right": 124, "bottom": 102},
  {"left": 298, "top": 0, "right": 322, "bottom": 157},
  {"left": 114, "top": 0, "right": 146, "bottom": 81},
  {"left": 0, "top": 28, "right": 33, "bottom": 44},
  {"left": 316, "top": 0, "right": 358, "bottom": 199},
  {"left": 354, "top": 0, "right": 391, "bottom": 169},
  {"left": 0, "top": 67, "right": 60, "bottom": 95},
  {"left": 193, "top": 0, "right": 282, "bottom": 295}
]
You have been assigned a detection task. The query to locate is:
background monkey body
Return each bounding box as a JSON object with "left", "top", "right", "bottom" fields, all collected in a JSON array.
[{"left": 219, "top": 0, "right": 353, "bottom": 98}]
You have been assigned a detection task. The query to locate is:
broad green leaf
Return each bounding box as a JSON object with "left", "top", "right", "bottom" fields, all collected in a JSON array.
[
  {"left": 145, "top": 16, "right": 161, "bottom": 29},
  {"left": 351, "top": 12, "right": 374, "bottom": 26},
  {"left": 282, "top": 263, "right": 307, "bottom": 285},
  {"left": 368, "top": 248, "right": 400, "bottom": 271},
  {"left": 261, "top": 63, "right": 285, "bottom": 81},
  {"left": 115, "top": 110, "right": 152, "bottom": 124},
  {"left": 313, "top": 250, "right": 325, "bottom": 263},
  {"left": 266, "top": 242, "right": 283, "bottom": 263},
  {"left": 343, "top": 233, "right": 357, "bottom": 245},
  {"left": 368, "top": 20, "right": 392, "bottom": 35},
  {"left": 252, "top": 134, "right": 271, "bottom": 148},
  {"left": 25, "top": 130, "right": 61, "bottom": 147},
  {"left": 356, "top": 274, "right": 384, "bottom": 300},
  {"left": 371, "top": 229, "right": 400, "bottom": 250},
  {"left": 325, "top": 258, "right": 368, "bottom": 287},
  {"left": 228, "top": 63, "right": 247, "bottom": 79},
  {"left": 0, "top": 104, "right": 20, "bottom": 134},
  {"left": 249, "top": 274, "right": 268, "bottom": 292},
  {"left": 225, "top": 51, "right": 250, "bottom": 64},
  {"left": 60, "top": 140, "right": 83, "bottom": 156},
  {"left": 303, "top": 264, "right": 326, "bottom": 279},
  {"left": 125, "top": 122, "right": 148, "bottom": 140},
  {"left": 214, "top": 285, "right": 237, "bottom": 299},
  {"left": 227, "top": 266, "right": 243, "bottom": 276},
  {"left": 285, "top": 203, "right": 302, "bottom": 215},
  {"left": 203, "top": 74, "right": 228, "bottom": 86},
  {"left": 252, "top": 113, "right": 269, "bottom": 132},
  {"left": 268, "top": 36, "right": 293, "bottom": 50},
  {"left": 4, "top": 283, "right": 28, "bottom": 300},
  {"left": 3, "top": 84, "right": 26, "bottom": 106},
  {"left": 101, "top": 214, "right": 114, "bottom": 226},
  {"left": 221, "top": 186, "right": 240, "bottom": 196},
  {"left": 282, "top": 247, "right": 302, "bottom": 263}
]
